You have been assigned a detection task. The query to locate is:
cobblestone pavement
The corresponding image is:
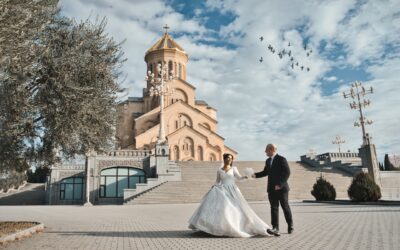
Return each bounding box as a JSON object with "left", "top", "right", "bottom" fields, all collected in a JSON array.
[{"left": 0, "top": 202, "right": 399, "bottom": 250}]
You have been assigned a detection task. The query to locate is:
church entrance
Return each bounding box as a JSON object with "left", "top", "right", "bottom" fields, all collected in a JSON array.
[{"left": 99, "top": 167, "right": 146, "bottom": 198}]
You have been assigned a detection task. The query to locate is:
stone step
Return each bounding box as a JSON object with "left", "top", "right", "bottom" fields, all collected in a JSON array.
[
  {"left": 127, "top": 161, "right": 353, "bottom": 205},
  {"left": 0, "top": 183, "right": 46, "bottom": 205}
]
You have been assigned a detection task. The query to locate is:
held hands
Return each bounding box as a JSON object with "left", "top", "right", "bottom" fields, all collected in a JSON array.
[
  {"left": 244, "top": 168, "right": 255, "bottom": 179},
  {"left": 274, "top": 185, "right": 282, "bottom": 191}
]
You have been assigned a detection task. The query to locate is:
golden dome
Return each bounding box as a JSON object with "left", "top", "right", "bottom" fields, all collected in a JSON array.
[{"left": 145, "top": 31, "right": 186, "bottom": 55}]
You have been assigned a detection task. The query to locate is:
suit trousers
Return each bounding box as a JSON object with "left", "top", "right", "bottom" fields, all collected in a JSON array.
[{"left": 268, "top": 190, "right": 293, "bottom": 230}]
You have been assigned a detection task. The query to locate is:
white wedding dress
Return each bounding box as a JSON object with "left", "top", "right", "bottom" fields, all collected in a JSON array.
[{"left": 188, "top": 166, "right": 271, "bottom": 237}]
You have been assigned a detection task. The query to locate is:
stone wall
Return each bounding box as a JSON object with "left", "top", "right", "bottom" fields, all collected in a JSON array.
[{"left": 380, "top": 171, "right": 400, "bottom": 200}]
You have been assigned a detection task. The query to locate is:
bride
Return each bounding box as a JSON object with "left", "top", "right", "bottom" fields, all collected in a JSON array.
[{"left": 188, "top": 153, "right": 271, "bottom": 237}]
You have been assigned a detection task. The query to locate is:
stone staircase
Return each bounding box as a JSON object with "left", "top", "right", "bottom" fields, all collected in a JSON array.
[
  {"left": 0, "top": 183, "right": 46, "bottom": 205},
  {"left": 126, "top": 161, "right": 354, "bottom": 205},
  {"left": 380, "top": 171, "right": 400, "bottom": 200}
]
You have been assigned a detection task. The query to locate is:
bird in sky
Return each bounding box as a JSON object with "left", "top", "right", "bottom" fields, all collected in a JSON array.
[{"left": 259, "top": 38, "right": 312, "bottom": 72}]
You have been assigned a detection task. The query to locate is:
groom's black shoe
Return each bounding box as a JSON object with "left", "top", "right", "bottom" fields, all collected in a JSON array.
[
  {"left": 267, "top": 228, "right": 280, "bottom": 236},
  {"left": 288, "top": 227, "right": 294, "bottom": 234}
]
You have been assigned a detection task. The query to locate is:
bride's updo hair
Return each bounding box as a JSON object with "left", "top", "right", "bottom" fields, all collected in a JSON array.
[{"left": 223, "top": 153, "right": 234, "bottom": 166}]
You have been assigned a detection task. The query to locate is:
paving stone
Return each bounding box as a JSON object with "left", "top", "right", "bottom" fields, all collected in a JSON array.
[{"left": 0, "top": 202, "right": 398, "bottom": 249}]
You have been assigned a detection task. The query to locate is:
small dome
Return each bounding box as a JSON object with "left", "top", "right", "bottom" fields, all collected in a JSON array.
[{"left": 145, "top": 32, "right": 186, "bottom": 55}]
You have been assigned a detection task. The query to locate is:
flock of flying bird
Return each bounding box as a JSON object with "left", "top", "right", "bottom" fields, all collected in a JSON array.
[{"left": 259, "top": 36, "right": 312, "bottom": 72}]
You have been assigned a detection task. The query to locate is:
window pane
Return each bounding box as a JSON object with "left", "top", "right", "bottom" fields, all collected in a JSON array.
[
  {"left": 106, "top": 176, "right": 117, "bottom": 197},
  {"left": 129, "top": 176, "right": 140, "bottom": 189},
  {"left": 101, "top": 168, "right": 117, "bottom": 176},
  {"left": 100, "top": 186, "right": 105, "bottom": 197},
  {"left": 118, "top": 168, "right": 128, "bottom": 175},
  {"left": 65, "top": 184, "right": 74, "bottom": 200},
  {"left": 61, "top": 178, "right": 74, "bottom": 184},
  {"left": 74, "top": 184, "right": 82, "bottom": 200},
  {"left": 74, "top": 177, "right": 83, "bottom": 183},
  {"left": 129, "top": 168, "right": 144, "bottom": 176},
  {"left": 117, "top": 176, "right": 128, "bottom": 197},
  {"left": 100, "top": 176, "right": 105, "bottom": 185}
]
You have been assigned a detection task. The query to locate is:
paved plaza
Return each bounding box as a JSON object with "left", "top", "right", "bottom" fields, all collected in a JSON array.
[{"left": 0, "top": 201, "right": 399, "bottom": 250}]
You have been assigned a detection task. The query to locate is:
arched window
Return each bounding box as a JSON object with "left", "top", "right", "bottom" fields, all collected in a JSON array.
[
  {"left": 174, "top": 62, "right": 177, "bottom": 77},
  {"left": 157, "top": 61, "right": 162, "bottom": 77},
  {"left": 197, "top": 146, "right": 203, "bottom": 161},
  {"left": 60, "top": 177, "right": 84, "bottom": 200},
  {"left": 173, "top": 145, "right": 179, "bottom": 160},
  {"left": 168, "top": 61, "right": 173, "bottom": 76},
  {"left": 100, "top": 167, "right": 146, "bottom": 198},
  {"left": 178, "top": 63, "right": 182, "bottom": 78}
]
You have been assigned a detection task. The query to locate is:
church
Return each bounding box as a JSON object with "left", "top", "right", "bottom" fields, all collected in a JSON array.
[{"left": 117, "top": 27, "right": 237, "bottom": 161}]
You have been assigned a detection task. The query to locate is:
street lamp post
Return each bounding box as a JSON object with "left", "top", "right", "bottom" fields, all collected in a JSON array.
[
  {"left": 146, "top": 63, "right": 174, "bottom": 144},
  {"left": 343, "top": 81, "right": 380, "bottom": 185},
  {"left": 343, "top": 81, "right": 373, "bottom": 145},
  {"left": 332, "top": 135, "right": 345, "bottom": 153}
]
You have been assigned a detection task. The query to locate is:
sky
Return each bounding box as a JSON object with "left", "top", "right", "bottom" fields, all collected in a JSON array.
[{"left": 59, "top": 0, "right": 400, "bottom": 161}]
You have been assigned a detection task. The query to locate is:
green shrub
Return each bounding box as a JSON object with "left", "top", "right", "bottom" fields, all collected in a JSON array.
[
  {"left": 311, "top": 175, "right": 336, "bottom": 201},
  {"left": 348, "top": 172, "right": 381, "bottom": 202}
]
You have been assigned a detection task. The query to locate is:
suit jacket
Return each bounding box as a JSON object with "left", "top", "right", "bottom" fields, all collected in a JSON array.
[{"left": 255, "top": 154, "right": 291, "bottom": 193}]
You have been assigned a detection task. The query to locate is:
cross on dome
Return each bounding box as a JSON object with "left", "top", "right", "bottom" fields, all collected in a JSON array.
[{"left": 163, "top": 24, "right": 170, "bottom": 34}]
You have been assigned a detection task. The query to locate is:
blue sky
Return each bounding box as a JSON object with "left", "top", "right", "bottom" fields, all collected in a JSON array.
[{"left": 59, "top": 0, "right": 400, "bottom": 161}]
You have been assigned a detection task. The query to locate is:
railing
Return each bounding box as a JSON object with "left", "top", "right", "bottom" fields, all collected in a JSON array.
[
  {"left": 317, "top": 152, "right": 360, "bottom": 162},
  {"left": 56, "top": 165, "right": 85, "bottom": 170},
  {"left": 101, "top": 150, "right": 152, "bottom": 157},
  {"left": 300, "top": 154, "right": 363, "bottom": 174}
]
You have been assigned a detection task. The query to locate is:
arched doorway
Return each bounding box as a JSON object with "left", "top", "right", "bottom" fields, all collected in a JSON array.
[
  {"left": 99, "top": 167, "right": 146, "bottom": 198},
  {"left": 182, "top": 137, "right": 194, "bottom": 158},
  {"left": 209, "top": 153, "right": 216, "bottom": 161}
]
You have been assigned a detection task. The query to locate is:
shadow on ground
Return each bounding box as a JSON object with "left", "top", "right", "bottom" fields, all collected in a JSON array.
[{"left": 46, "top": 230, "right": 246, "bottom": 238}]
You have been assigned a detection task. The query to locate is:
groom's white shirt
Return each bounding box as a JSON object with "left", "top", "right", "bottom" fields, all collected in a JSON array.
[{"left": 270, "top": 153, "right": 277, "bottom": 167}]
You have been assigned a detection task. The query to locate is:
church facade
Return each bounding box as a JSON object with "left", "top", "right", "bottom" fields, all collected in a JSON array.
[{"left": 117, "top": 30, "right": 237, "bottom": 161}]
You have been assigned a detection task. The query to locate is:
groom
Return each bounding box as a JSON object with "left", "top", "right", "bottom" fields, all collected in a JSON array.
[{"left": 252, "top": 144, "right": 293, "bottom": 236}]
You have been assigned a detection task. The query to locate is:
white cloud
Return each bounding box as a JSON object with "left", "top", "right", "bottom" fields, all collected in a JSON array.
[
  {"left": 58, "top": 0, "right": 400, "bottom": 161},
  {"left": 323, "top": 76, "right": 337, "bottom": 82}
]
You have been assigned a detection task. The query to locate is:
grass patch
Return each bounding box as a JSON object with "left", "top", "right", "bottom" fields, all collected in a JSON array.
[{"left": 0, "top": 222, "right": 39, "bottom": 237}]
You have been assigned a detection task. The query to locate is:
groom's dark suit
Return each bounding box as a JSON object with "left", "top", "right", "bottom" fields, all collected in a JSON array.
[{"left": 255, "top": 154, "right": 293, "bottom": 231}]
